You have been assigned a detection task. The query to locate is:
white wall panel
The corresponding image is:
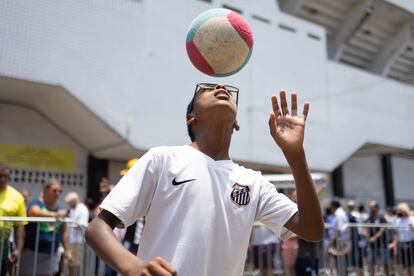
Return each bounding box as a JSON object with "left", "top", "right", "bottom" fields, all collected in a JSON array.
[
  {"left": 392, "top": 156, "right": 414, "bottom": 204},
  {"left": 0, "top": 104, "right": 88, "bottom": 204},
  {"left": 0, "top": 0, "right": 413, "bottom": 171},
  {"left": 343, "top": 156, "right": 385, "bottom": 206}
]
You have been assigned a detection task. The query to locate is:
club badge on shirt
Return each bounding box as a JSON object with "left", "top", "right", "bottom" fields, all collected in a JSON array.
[{"left": 230, "top": 183, "right": 250, "bottom": 206}]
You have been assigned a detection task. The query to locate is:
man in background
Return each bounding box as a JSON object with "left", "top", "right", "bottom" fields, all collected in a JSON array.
[
  {"left": 20, "top": 189, "right": 31, "bottom": 205},
  {"left": 328, "top": 200, "right": 349, "bottom": 275},
  {"left": 0, "top": 163, "right": 27, "bottom": 276},
  {"left": 250, "top": 222, "right": 279, "bottom": 276},
  {"left": 65, "top": 192, "right": 89, "bottom": 276},
  {"left": 20, "top": 179, "right": 70, "bottom": 276},
  {"left": 346, "top": 200, "right": 364, "bottom": 276},
  {"left": 364, "top": 201, "right": 389, "bottom": 275}
]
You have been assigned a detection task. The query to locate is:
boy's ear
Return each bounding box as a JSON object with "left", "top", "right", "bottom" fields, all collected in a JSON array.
[
  {"left": 233, "top": 121, "right": 240, "bottom": 131},
  {"left": 187, "top": 115, "right": 195, "bottom": 126}
]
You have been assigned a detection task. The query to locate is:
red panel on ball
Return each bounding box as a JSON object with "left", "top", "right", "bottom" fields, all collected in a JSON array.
[
  {"left": 186, "top": 41, "right": 215, "bottom": 75},
  {"left": 227, "top": 11, "right": 253, "bottom": 49}
]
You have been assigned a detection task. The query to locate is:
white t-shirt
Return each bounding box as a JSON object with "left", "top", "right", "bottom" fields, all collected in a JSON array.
[
  {"left": 395, "top": 216, "right": 414, "bottom": 243},
  {"left": 101, "top": 145, "right": 297, "bottom": 276},
  {"left": 68, "top": 202, "right": 89, "bottom": 243}
]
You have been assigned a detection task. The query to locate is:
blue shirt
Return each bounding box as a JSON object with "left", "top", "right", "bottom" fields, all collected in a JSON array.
[{"left": 24, "top": 198, "right": 64, "bottom": 253}]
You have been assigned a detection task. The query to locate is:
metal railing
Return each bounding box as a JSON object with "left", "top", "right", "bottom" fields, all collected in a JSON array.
[
  {"left": 244, "top": 223, "right": 414, "bottom": 276},
  {"left": 1, "top": 218, "right": 413, "bottom": 276},
  {"left": 0, "top": 216, "right": 95, "bottom": 276}
]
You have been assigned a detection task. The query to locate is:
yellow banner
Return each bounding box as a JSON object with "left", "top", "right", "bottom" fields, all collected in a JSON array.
[{"left": 0, "top": 144, "right": 75, "bottom": 171}]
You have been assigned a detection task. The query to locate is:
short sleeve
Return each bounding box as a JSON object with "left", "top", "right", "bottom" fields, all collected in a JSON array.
[
  {"left": 15, "top": 194, "right": 27, "bottom": 226},
  {"left": 79, "top": 206, "right": 89, "bottom": 225},
  {"left": 100, "top": 149, "right": 159, "bottom": 228},
  {"left": 27, "top": 198, "right": 41, "bottom": 212},
  {"left": 255, "top": 178, "right": 298, "bottom": 240},
  {"left": 410, "top": 216, "right": 414, "bottom": 227}
]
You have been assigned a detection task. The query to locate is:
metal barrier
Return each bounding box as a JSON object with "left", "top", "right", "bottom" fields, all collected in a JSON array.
[
  {"left": 244, "top": 223, "right": 414, "bottom": 276},
  {"left": 0, "top": 216, "right": 95, "bottom": 276},
  {"left": 1, "top": 218, "right": 413, "bottom": 276}
]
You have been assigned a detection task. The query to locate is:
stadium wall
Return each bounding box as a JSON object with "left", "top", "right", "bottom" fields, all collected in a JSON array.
[{"left": 0, "top": 0, "right": 413, "bottom": 205}]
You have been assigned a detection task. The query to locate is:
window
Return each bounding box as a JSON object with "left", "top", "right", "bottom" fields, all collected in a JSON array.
[{"left": 222, "top": 4, "right": 242, "bottom": 14}]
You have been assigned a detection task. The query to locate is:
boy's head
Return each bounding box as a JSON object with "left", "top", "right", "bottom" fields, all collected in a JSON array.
[{"left": 186, "top": 83, "right": 240, "bottom": 142}]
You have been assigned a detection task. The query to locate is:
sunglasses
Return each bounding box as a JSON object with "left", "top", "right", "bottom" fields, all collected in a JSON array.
[{"left": 194, "top": 83, "right": 239, "bottom": 106}]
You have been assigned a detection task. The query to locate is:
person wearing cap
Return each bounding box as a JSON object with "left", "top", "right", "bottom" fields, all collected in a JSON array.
[
  {"left": 85, "top": 86, "right": 324, "bottom": 276},
  {"left": 93, "top": 177, "right": 112, "bottom": 218},
  {"left": 65, "top": 192, "right": 89, "bottom": 276},
  {"left": 120, "top": 158, "right": 139, "bottom": 176}
]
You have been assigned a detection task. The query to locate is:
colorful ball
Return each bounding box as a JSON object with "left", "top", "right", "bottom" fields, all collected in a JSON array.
[{"left": 186, "top": 8, "right": 254, "bottom": 77}]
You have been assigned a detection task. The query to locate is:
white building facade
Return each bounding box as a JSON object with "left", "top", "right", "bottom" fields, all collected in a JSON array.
[{"left": 0, "top": 0, "right": 413, "bottom": 207}]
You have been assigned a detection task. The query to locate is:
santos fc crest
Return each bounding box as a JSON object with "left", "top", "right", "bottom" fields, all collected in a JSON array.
[{"left": 230, "top": 183, "right": 250, "bottom": 206}]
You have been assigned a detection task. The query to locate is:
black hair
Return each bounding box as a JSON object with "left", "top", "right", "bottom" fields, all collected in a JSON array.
[
  {"left": 186, "top": 84, "right": 239, "bottom": 142},
  {"left": 358, "top": 204, "right": 365, "bottom": 213},
  {"left": 330, "top": 199, "right": 341, "bottom": 209},
  {"left": 186, "top": 94, "right": 197, "bottom": 142},
  {"left": 85, "top": 197, "right": 96, "bottom": 210}
]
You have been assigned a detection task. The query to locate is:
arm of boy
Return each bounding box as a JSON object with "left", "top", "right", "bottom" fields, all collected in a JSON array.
[
  {"left": 86, "top": 210, "right": 177, "bottom": 276},
  {"left": 268, "top": 90, "right": 324, "bottom": 242}
]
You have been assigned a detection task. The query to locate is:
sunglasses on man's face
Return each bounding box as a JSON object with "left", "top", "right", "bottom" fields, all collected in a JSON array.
[{"left": 194, "top": 83, "right": 239, "bottom": 106}]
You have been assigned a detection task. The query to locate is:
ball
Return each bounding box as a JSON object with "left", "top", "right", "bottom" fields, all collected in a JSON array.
[{"left": 186, "top": 8, "right": 254, "bottom": 77}]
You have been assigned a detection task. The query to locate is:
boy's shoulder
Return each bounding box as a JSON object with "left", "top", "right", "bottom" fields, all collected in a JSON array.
[
  {"left": 147, "top": 145, "right": 188, "bottom": 158},
  {"left": 6, "top": 185, "right": 24, "bottom": 202},
  {"left": 27, "top": 197, "right": 44, "bottom": 209},
  {"left": 233, "top": 164, "right": 264, "bottom": 187}
]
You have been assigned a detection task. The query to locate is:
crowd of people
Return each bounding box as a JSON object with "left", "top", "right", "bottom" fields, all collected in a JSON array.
[
  {"left": 0, "top": 162, "right": 92, "bottom": 276},
  {"left": 1, "top": 160, "right": 413, "bottom": 276},
  {"left": 245, "top": 195, "right": 414, "bottom": 276},
  {"left": 0, "top": 162, "right": 145, "bottom": 276},
  {"left": 325, "top": 199, "right": 414, "bottom": 276}
]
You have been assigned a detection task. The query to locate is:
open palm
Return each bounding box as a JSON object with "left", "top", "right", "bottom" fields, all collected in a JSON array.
[{"left": 268, "top": 90, "right": 309, "bottom": 154}]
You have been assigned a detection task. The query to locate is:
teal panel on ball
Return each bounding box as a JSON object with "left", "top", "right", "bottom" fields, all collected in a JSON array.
[
  {"left": 212, "top": 48, "right": 253, "bottom": 77},
  {"left": 186, "top": 8, "right": 231, "bottom": 42}
]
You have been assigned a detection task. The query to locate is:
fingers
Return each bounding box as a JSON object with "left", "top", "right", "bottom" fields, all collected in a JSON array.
[
  {"left": 10, "top": 255, "right": 17, "bottom": 263},
  {"left": 280, "top": 90, "right": 289, "bottom": 115},
  {"left": 146, "top": 263, "right": 170, "bottom": 276},
  {"left": 156, "top": 257, "right": 177, "bottom": 276},
  {"left": 272, "top": 90, "right": 309, "bottom": 120},
  {"left": 146, "top": 257, "right": 177, "bottom": 276},
  {"left": 271, "top": 95, "right": 281, "bottom": 117},
  {"left": 302, "top": 102, "right": 310, "bottom": 121},
  {"left": 291, "top": 92, "right": 297, "bottom": 116},
  {"left": 268, "top": 112, "right": 277, "bottom": 137}
]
